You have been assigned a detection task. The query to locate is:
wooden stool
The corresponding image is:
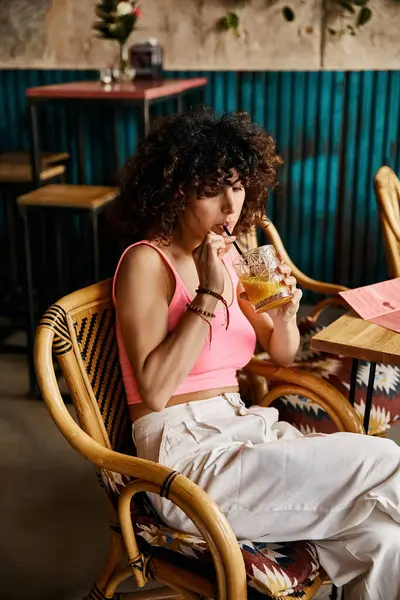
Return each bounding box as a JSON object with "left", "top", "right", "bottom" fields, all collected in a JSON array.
[
  {"left": 0, "top": 151, "right": 68, "bottom": 183},
  {"left": 17, "top": 183, "right": 116, "bottom": 396},
  {"left": 0, "top": 151, "right": 68, "bottom": 354}
]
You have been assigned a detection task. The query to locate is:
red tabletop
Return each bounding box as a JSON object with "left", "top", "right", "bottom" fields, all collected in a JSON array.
[{"left": 26, "top": 78, "right": 208, "bottom": 101}]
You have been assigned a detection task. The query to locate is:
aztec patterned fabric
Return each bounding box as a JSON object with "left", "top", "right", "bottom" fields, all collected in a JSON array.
[
  {"left": 268, "top": 318, "right": 400, "bottom": 436},
  {"left": 100, "top": 469, "right": 322, "bottom": 599}
]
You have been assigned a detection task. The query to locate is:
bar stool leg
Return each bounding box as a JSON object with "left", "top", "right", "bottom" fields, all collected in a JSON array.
[
  {"left": 177, "top": 95, "right": 183, "bottom": 113},
  {"left": 5, "top": 189, "right": 19, "bottom": 301},
  {"left": 91, "top": 210, "right": 100, "bottom": 283},
  {"left": 21, "top": 207, "right": 38, "bottom": 397},
  {"left": 113, "top": 108, "right": 120, "bottom": 181},
  {"left": 200, "top": 87, "right": 206, "bottom": 106},
  {"left": 77, "top": 112, "right": 87, "bottom": 185},
  {"left": 38, "top": 210, "right": 50, "bottom": 313},
  {"left": 55, "top": 212, "right": 64, "bottom": 297},
  {"left": 28, "top": 102, "right": 41, "bottom": 189},
  {"left": 142, "top": 99, "right": 150, "bottom": 138}
]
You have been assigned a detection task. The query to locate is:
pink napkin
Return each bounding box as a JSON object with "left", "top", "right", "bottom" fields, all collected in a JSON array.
[{"left": 339, "top": 278, "right": 400, "bottom": 333}]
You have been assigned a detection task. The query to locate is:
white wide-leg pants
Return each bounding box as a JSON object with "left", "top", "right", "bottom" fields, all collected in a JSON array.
[{"left": 133, "top": 393, "right": 400, "bottom": 599}]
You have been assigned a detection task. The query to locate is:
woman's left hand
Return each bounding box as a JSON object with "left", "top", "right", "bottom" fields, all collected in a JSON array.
[{"left": 269, "top": 255, "right": 302, "bottom": 323}]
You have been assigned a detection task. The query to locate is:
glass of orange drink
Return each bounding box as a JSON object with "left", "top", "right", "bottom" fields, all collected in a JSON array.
[{"left": 232, "top": 245, "right": 292, "bottom": 313}]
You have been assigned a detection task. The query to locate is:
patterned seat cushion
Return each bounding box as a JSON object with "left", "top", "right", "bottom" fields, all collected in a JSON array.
[
  {"left": 267, "top": 318, "right": 400, "bottom": 436},
  {"left": 100, "top": 469, "right": 323, "bottom": 599}
]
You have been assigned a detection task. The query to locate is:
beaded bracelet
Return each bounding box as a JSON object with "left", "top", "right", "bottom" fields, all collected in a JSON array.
[
  {"left": 196, "top": 287, "right": 230, "bottom": 330},
  {"left": 186, "top": 302, "right": 216, "bottom": 319},
  {"left": 186, "top": 302, "right": 215, "bottom": 344}
]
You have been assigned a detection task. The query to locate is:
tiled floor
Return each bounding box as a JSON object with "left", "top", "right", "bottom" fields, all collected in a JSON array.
[{"left": 1, "top": 351, "right": 399, "bottom": 600}]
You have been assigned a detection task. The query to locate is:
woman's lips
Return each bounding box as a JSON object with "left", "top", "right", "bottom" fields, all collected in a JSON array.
[{"left": 213, "top": 223, "right": 234, "bottom": 236}]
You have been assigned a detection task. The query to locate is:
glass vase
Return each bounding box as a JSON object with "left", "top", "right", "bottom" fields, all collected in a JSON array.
[{"left": 113, "top": 41, "right": 135, "bottom": 83}]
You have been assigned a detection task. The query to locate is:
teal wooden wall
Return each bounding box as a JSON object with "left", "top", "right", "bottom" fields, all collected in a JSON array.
[{"left": 1, "top": 69, "right": 399, "bottom": 290}]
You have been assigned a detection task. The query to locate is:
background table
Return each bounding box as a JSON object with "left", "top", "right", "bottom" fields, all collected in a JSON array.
[
  {"left": 21, "top": 77, "right": 207, "bottom": 397},
  {"left": 26, "top": 78, "right": 208, "bottom": 187},
  {"left": 311, "top": 311, "right": 400, "bottom": 432}
]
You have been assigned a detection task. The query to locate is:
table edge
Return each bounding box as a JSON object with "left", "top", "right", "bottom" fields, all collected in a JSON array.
[
  {"left": 25, "top": 78, "right": 208, "bottom": 100},
  {"left": 311, "top": 336, "right": 400, "bottom": 367}
]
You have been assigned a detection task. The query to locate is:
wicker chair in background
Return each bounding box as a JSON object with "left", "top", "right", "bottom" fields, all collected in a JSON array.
[
  {"left": 34, "top": 277, "right": 363, "bottom": 600},
  {"left": 374, "top": 166, "right": 400, "bottom": 278}
]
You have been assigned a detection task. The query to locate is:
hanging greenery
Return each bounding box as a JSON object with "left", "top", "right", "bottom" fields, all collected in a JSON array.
[
  {"left": 219, "top": 0, "right": 375, "bottom": 38},
  {"left": 282, "top": 0, "right": 373, "bottom": 35},
  {"left": 219, "top": 11, "right": 241, "bottom": 35}
]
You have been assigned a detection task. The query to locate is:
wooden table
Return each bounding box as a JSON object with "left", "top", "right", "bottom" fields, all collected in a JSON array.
[
  {"left": 25, "top": 78, "right": 208, "bottom": 187},
  {"left": 311, "top": 310, "right": 400, "bottom": 432}
]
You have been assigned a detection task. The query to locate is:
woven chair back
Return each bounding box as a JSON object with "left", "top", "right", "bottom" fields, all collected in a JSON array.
[
  {"left": 39, "top": 280, "right": 133, "bottom": 455},
  {"left": 375, "top": 166, "right": 400, "bottom": 278}
]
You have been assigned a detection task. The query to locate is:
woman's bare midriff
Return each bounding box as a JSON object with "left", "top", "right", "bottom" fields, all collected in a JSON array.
[{"left": 128, "top": 385, "right": 240, "bottom": 422}]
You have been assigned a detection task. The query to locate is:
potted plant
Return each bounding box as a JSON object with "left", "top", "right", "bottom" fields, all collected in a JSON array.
[{"left": 93, "top": 1, "right": 142, "bottom": 82}]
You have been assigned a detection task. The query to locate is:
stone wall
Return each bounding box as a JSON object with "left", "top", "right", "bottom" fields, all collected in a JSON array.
[{"left": 0, "top": 0, "right": 399, "bottom": 70}]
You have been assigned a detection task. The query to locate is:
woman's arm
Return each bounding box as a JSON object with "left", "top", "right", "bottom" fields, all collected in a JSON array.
[
  {"left": 116, "top": 233, "right": 235, "bottom": 412},
  {"left": 116, "top": 245, "right": 218, "bottom": 411}
]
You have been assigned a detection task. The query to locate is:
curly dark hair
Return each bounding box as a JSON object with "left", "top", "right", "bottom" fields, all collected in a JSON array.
[{"left": 112, "top": 109, "right": 281, "bottom": 243}]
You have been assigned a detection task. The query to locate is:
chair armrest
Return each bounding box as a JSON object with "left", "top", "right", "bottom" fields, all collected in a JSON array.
[
  {"left": 243, "top": 358, "right": 364, "bottom": 434},
  {"left": 113, "top": 458, "right": 247, "bottom": 600},
  {"left": 258, "top": 218, "right": 348, "bottom": 296},
  {"left": 307, "top": 297, "right": 348, "bottom": 321},
  {"left": 119, "top": 481, "right": 221, "bottom": 598}
]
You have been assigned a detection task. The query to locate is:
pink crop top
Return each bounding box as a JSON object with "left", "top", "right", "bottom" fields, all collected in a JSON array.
[{"left": 112, "top": 241, "right": 257, "bottom": 405}]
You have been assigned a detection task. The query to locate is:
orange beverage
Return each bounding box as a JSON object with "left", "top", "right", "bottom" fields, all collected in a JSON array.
[
  {"left": 233, "top": 245, "right": 292, "bottom": 313},
  {"left": 239, "top": 275, "right": 291, "bottom": 312}
]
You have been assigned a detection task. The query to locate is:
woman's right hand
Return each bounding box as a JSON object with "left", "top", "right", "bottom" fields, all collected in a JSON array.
[{"left": 193, "top": 232, "right": 236, "bottom": 294}]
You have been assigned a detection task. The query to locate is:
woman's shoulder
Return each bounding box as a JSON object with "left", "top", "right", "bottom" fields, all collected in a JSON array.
[
  {"left": 122, "top": 242, "right": 165, "bottom": 268},
  {"left": 118, "top": 243, "right": 169, "bottom": 283},
  {"left": 114, "top": 242, "right": 174, "bottom": 305}
]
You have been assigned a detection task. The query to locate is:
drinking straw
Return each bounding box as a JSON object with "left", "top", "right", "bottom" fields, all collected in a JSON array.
[{"left": 223, "top": 225, "right": 243, "bottom": 255}]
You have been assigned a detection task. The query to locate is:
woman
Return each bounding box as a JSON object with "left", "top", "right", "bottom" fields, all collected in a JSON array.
[{"left": 113, "top": 110, "right": 400, "bottom": 600}]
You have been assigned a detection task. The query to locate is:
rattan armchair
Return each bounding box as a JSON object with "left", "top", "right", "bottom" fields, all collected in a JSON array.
[
  {"left": 374, "top": 166, "right": 400, "bottom": 278},
  {"left": 34, "top": 278, "right": 363, "bottom": 600}
]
